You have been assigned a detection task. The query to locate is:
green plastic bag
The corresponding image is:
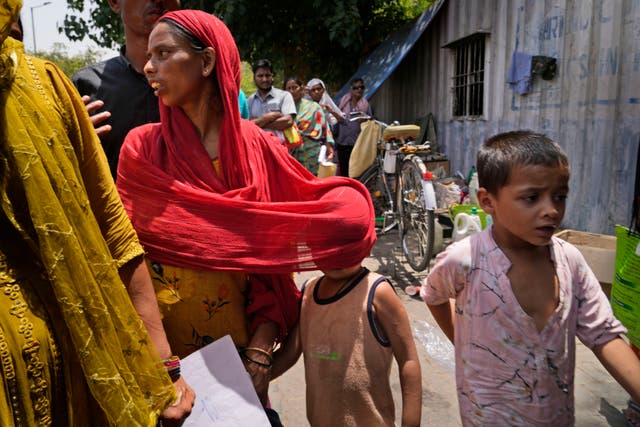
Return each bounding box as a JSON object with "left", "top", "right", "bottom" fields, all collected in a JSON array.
[{"left": 611, "top": 225, "right": 640, "bottom": 347}]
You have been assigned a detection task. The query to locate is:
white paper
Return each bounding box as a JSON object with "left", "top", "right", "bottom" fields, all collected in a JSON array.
[{"left": 180, "top": 335, "right": 270, "bottom": 427}]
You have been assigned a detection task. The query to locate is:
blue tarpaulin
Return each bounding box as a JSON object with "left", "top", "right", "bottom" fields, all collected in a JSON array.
[{"left": 334, "top": 0, "right": 444, "bottom": 103}]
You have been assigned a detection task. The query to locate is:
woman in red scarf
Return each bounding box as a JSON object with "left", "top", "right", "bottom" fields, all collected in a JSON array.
[{"left": 116, "top": 9, "right": 376, "bottom": 417}]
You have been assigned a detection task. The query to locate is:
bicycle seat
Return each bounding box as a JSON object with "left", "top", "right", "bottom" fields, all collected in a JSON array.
[{"left": 382, "top": 124, "right": 420, "bottom": 141}]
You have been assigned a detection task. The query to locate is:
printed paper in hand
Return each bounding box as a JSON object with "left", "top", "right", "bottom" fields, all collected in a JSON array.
[{"left": 180, "top": 335, "right": 270, "bottom": 427}]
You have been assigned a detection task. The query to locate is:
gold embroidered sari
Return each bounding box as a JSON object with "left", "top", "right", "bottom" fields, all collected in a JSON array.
[{"left": 0, "top": 1, "right": 176, "bottom": 424}]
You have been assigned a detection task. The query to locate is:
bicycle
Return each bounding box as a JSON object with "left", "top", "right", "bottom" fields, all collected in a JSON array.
[{"left": 352, "top": 115, "right": 439, "bottom": 272}]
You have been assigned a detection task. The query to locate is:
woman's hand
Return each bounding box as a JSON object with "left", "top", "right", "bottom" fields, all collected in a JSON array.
[
  {"left": 244, "top": 322, "right": 278, "bottom": 406},
  {"left": 244, "top": 358, "right": 271, "bottom": 406},
  {"left": 159, "top": 376, "right": 195, "bottom": 426},
  {"left": 325, "top": 143, "right": 334, "bottom": 161}
]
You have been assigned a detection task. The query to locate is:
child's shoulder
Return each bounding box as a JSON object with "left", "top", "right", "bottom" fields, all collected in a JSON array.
[
  {"left": 365, "top": 271, "right": 391, "bottom": 285},
  {"left": 550, "top": 235, "right": 589, "bottom": 270},
  {"left": 551, "top": 235, "right": 583, "bottom": 257},
  {"left": 301, "top": 275, "right": 322, "bottom": 293},
  {"left": 432, "top": 233, "right": 476, "bottom": 270}
]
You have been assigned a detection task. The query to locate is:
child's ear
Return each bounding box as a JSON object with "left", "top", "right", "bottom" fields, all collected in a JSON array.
[{"left": 477, "top": 187, "right": 495, "bottom": 215}]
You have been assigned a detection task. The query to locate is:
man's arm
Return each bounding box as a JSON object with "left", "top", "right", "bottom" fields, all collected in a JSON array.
[
  {"left": 593, "top": 337, "right": 640, "bottom": 403},
  {"left": 264, "top": 113, "right": 294, "bottom": 130},
  {"left": 251, "top": 111, "right": 281, "bottom": 128},
  {"left": 266, "top": 90, "right": 296, "bottom": 130}
]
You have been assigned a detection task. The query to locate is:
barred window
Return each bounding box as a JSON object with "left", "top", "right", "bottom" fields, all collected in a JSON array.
[{"left": 451, "top": 34, "right": 486, "bottom": 118}]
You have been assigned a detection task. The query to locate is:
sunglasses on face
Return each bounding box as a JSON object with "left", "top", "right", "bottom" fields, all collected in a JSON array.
[{"left": 351, "top": 85, "right": 365, "bottom": 90}]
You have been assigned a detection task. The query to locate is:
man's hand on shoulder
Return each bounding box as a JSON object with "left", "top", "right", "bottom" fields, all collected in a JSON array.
[{"left": 81, "top": 95, "right": 112, "bottom": 136}]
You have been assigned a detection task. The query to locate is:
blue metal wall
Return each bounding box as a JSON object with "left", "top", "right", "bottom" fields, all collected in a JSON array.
[{"left": 371, "top": 0, "right": 640, "bottom": 234}]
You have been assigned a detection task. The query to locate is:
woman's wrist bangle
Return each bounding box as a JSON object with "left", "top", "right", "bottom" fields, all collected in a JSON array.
[
  {"left": 243, "top": 346, "right": 273, "bottom": 362},
  {"left": 161, "top": 355, "right": 181, "bottom": 381},
  {"left": 242, "top": 353, "right": 272, "bottom": 369}
]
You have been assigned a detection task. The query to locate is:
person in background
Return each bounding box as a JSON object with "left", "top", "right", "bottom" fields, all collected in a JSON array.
[
  {"left": 421, "top": 130, "right": 640, "bottom": 425},
  {"left": 272, "top": 259, "right": 422, "bottom": 427},
  {"left": 306, "top": 77, "right": 343, "bottom": 128},
  {"left": 239, "top": 88, "right": 249, "bottom": 119},
  {"left": 116, "top": 10, "right": 375, "bottom": 426},
  {"left": 335, "top": 77, "right": 371, "bottom": 176},
  {"left": 72, "top": 0, "right": 180, "bottom": 179},
  {"left": 285, "top": 76, "right": 334, "bottom": 176},
  {"left": 247, "top": 58, "right": 297, "bottom": 144},
  {"left": 0, "top": 1, "right": 194, "bottom": 425}
]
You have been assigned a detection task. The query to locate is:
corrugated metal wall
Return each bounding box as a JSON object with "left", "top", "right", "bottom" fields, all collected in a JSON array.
[{"left": 371, "top": 0, "right": 640, "bottom": 234}]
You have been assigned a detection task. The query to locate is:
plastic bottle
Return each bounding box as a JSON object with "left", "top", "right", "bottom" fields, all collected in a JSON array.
[
  {"left": 468, "top": 170, "right": 479, "bottom": 205},
  {"left": 421, "top": 171, "right": 437, "bottom": 210},
  {"left": 469, "top": 206, "right": 482, "bottom": 230},
  {"left": 452, "top": 208, "right": 482, "bottom": 241}
]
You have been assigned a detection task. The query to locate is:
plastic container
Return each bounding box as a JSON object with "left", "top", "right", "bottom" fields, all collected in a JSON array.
[
  {"left": 469, "top": 206, "right": 482, "bottom": 228},
  {"left": 452, "top": 207, "right": 482, "bottom": 241},
  {"left": 421, "top": 171, "right": 437, "bottom": 210},
  {"left": 433, "top": 219, "right": 444, "bottom": 255},
  {"left": 383, "top": 149, "right": 397, "bottom": 174},
  {"left": 450, "top": 204, "right": 488, "bottom": 228}
]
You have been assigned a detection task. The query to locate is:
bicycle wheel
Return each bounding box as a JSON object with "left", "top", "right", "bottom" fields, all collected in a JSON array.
[
  {"left": 360, "top": 163, "right": 391, "bottom": 226},
  {"left": 396, "top": 158, "right": 435, "bottom": 271}
]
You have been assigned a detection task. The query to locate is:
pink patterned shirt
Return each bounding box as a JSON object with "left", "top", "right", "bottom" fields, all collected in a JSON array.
[{"left": 421, "top": 228, "right": 626, "bottom": 426}]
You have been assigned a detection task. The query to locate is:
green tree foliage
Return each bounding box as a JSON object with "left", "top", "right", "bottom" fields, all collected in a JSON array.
[
  {"left": 60, "top": 0, "right": 431, "bottom": 89},
  {"left": 240, "top": 61, "right": 257, "bottom": 95},
  {"left": 36, "top": 43, "right": 103, "bottom": 78}
]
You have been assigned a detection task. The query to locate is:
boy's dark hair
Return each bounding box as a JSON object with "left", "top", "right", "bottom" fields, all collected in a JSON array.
[
  {"left": 350, "top": 77, "right": 364, "bottom": 86},
  {"left": 252, "top": 59, "right": 273, "bottom": 74},
  {"left": 477, "top": 130, "right": 569, "bottom": 194}
]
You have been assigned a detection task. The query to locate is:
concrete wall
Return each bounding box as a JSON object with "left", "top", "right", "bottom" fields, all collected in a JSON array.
[{"left": 371, "top": 0, "right": 640, "bottom": 234}]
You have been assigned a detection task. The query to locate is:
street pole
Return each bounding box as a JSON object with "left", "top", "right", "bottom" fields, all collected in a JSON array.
[{"left": 30, "top": 1, "right": 51, "bottom": 53}]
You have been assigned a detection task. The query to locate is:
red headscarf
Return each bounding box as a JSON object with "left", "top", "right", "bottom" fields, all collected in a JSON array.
[{"left": 116, "top": 10, "right": 376, "bottom": 338}]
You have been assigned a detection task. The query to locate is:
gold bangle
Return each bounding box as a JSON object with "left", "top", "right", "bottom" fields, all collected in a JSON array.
[
  {"left": 243, "top": 346, "right": 273, "bottom": 362},
  {"left": 243, "top": 354, "right": 272, "bottom": 369}
]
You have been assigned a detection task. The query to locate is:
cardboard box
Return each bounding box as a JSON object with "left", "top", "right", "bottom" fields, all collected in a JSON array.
[
  {"left": 424, "top": 160, "right": 450, "bottom": 177},
  {"left": 555, "top": 230, "right": 616, "bottom": 298}
]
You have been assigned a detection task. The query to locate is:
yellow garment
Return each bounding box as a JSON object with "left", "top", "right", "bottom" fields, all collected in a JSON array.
[
  {"left": 348, "top": 120, "right": 381, "bottom": 178},
  {"left": 148, "top": 159, "right": 248, "bottom": 358},
  {"left": 0, "top": 10, "right": 175, "bottom": 426},
  {"left": 149, "top": 261, "right": 249, "bottom": 358}
]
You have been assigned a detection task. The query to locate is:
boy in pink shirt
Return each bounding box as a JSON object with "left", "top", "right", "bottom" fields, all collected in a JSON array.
[{"left": 422, "top": 131, "right": 640, "bottom": 425}]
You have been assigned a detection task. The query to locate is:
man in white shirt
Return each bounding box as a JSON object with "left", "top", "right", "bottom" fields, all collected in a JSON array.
[{"left": 247, "top": 59, "right": 297, "bottom": 144}]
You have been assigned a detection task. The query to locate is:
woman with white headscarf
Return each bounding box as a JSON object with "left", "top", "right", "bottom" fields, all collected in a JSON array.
[{"left": 306, "top": 78, "right": 343, "bottom": 127}]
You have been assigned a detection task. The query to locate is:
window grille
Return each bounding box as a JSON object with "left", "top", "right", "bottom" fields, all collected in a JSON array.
[{"left": 451, "top": 34, "right": 486, "bottom": 118}]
